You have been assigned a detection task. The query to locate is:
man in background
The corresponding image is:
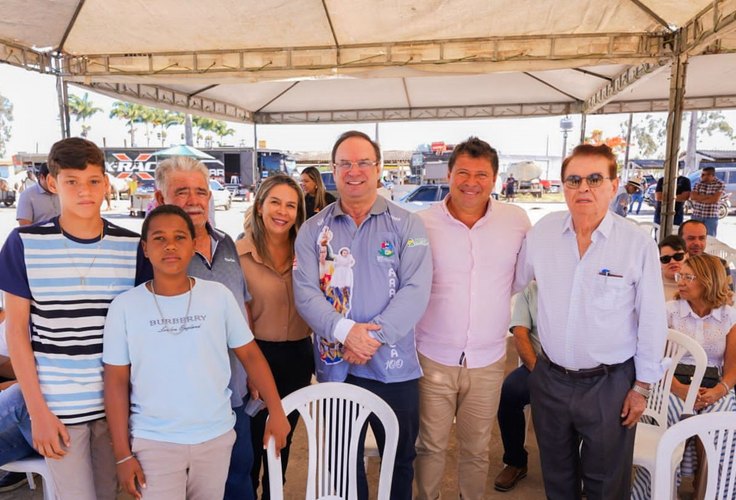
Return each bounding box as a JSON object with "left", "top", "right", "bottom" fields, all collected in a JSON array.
[{"left": 16, "top": 163, "right": 60, "bottom": 226}]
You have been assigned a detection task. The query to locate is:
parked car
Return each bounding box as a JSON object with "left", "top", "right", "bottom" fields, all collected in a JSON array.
[
  {"left": 210, "top": 180, "right": 232, "bottom": 210},
  {"left": 396, "top": 184, "right": 449, "bottom": 212},
  {"left": 320, "top": 171, "right": 338, "bottom": 196},
  {"left": 644, "top": 183, "right": 656, "bottom": 207}
]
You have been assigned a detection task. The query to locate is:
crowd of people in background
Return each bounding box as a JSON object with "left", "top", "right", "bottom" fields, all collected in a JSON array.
[{"left": 0, "top": 133, "right": 733, "bottom": 500}]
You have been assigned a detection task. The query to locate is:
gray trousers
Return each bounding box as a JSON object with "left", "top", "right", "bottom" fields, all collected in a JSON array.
[{"left": 528, "top": 357, "right": 636, "bottom": 500}]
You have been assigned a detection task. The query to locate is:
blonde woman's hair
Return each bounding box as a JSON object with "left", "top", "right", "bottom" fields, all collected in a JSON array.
[
  {"left": 244, "top": 175, "right": 306, "bottom": 267},
  {"left": 676, "top": 254, "right": 733, "bottom": 308}
]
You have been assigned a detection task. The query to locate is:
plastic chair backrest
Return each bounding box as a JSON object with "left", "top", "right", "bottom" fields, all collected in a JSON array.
[
  {"left": 653, "top": 412, "right": 736, "bottom": 499},
  {"left": 266, "top": 382, "right": 399, "bottom": 500},
  {"left": 644, "top": 328, "right": 707, "bottom": 427},
  {"left": 1, "top": 456, "right": 57, "bottom": 500}
]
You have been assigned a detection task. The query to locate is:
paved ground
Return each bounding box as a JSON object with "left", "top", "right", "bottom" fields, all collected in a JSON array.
[{"left": 0, "top": 194, "right": 731, "bottom": 499}]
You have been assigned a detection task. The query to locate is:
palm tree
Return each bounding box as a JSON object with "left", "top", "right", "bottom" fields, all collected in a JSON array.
[
  {"left": 109, "top": 101, "right": 148, "bottom": 147},
  {"left": 151, "top": 110, "right": 184, "bottom": 146},
  {"left": 213, "top": 121, "right": 235, "bottom": 146},
  {"left": 192, "top": 116, "right": 217, "bottom": 148},
  {"left": 68, "top": 93, "right": 102, "bottom": 137},
  {"left": 0, "top": 93, "right": 13, "bottom": 157}
]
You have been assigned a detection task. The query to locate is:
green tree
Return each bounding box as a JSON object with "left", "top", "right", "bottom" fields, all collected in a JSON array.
[
  {"left": 149, "top": 109, "right": 184, "bottom": 146},
  {"left": 0, "top": 93, "right": 12, "bottom": 158},
  {"left": 623, "top": 114, "right": 667, "bottom": 158},
  {"left": 622, "top": 111, "right": 735, "bottom": 159},
  {"left": 192, "top": 116, "right": 217, "bottom": 147},
  {"left": 109, "top": 101, "right": 149, "bottom": 147},
  {"left": 68, "top": 93, "right": 102, "bottom": 137},
  {"left": 213, "top": 121, "right": 235, "bottom": 146}
]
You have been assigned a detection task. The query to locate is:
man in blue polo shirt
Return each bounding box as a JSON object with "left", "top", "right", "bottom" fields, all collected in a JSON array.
[{"left": 294, "top": 131, "right": 433, "bottom": 500}]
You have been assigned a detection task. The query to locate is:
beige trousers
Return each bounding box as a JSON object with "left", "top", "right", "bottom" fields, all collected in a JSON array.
[
  {"left": 132, "top": 429, "right": 236, "bottom": 500},
  {"left": 414, "top": 353, "right": 505, "bottom": 500},
  {"left": 45, "top": 418, "right": 117, "bottom": 500}
]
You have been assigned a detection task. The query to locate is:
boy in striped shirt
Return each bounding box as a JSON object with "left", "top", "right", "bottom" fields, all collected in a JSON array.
[{"left": 0, "top": 138, "right": 145, "bottom": 500}]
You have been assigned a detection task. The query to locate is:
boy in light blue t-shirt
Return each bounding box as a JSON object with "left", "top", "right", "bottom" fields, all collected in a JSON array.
[{"left": 103, "top": 205, "right": 289, "bottom": 500}]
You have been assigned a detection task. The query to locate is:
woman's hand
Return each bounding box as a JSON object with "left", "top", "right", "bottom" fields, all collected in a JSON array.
[
  {"left": 116, "top": 456, "right": 146, "bottom": 499},
  {"left": 694, "top": 385, "right": 728, "bottom": 410}
]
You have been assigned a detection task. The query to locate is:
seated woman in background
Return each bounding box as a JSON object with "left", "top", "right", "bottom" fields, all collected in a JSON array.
[
  {"left": 632, "top": 253, "right": 736, "bottom": 500},
  {"left": 659, "top": 234, "right": 688, "bottom": 301},
  {"left": 236, "top": 175, "right": 314, "bottom": 498},
  {"left": 300, "top": 166, "right": 336, "bottom": 219}
]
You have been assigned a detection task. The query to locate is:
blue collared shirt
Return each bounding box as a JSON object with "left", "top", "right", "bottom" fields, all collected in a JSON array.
[{"left": 294, "top": 196, "right": 432, "bottom": 383}]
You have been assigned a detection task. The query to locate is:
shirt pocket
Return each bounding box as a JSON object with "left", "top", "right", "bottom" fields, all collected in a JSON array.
[{"left": 592, "top": 274, "right": 633, "bottom": 310}]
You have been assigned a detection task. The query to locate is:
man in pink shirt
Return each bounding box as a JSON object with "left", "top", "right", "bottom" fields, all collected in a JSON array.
[{"left": 414, "top": 137, "right": 531, "bottom": 500}]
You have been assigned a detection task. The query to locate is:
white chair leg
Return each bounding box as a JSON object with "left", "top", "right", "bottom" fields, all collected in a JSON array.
[{"left": 25, "top": 471, "right": 36, "bottom": 490}]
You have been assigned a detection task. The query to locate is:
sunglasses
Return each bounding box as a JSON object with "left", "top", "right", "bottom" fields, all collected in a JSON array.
[
  {"left": 659, "top": 252, "right": 685, "bottom": 264},
  {"left": 563, "top": 173, "right": 611, "bottom": 189}
]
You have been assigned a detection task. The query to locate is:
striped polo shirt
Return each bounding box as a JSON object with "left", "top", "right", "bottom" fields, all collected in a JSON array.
[{"left": 0, "top": 217, "right": 141, "bottom": 424}]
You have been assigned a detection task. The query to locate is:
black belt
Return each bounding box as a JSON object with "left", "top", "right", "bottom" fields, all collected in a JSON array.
[{"left": 544, "top": 355, "right": 628, "bottom": 379}]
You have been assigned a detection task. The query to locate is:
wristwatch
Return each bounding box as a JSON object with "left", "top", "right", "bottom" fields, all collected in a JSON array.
[{"left": 631, "top": 384, "right": 651, "bottom": 399}]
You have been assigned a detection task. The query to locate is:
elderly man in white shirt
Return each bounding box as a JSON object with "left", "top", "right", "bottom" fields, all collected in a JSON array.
[{"left": 515, "top": 144, "right": 667, "bottom": 499}]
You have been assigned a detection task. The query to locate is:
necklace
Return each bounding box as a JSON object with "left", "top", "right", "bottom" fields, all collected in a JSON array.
[
  {"left": 62, "top": 222, "right": 104, "bottom": 286},
  {"left": 149, "top": 277, "right": 193, "bottom": 335}
]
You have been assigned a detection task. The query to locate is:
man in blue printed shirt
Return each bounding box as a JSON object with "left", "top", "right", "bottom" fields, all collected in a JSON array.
[{"left": 294, "top": 131, "right": 432, "bottom": 500}]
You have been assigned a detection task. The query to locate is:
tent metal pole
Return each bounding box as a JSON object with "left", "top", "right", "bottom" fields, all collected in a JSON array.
[
  {"left": 623, "top": 113, "right": 633, "bottom": 180},
  {"left": 253, "top": 123, "right": 259, "bottom": 188},
  {"left": 56, "top": 76, "right": 71, "bottom": 139},
  {"left": 579, "top": 113, "right": 587, "bottom": 145},
  {"left": 661, "top": 51, "right": 688, "bottom": 240}
]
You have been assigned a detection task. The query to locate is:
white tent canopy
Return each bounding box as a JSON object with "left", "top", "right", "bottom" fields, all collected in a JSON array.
[{"left": 2, "top": 0, "right": 736, "bottom": 124}]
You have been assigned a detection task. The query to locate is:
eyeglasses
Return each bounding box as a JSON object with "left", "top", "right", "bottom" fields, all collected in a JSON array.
[
  {"left": 674, "top": 272, "right": 697, "bottom": 283},
  {"left": 563, "top": 173, "right": 611, "bottom": 189},
  {"left": 333, "top": 160, "right": 378, "bottom": 171},
  {"left": 659, "top": 253, "right": 685, "bottom": 264}
]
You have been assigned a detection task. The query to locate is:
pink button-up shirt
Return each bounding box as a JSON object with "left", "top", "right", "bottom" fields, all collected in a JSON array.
[{"left": 416, "top": 198, "right": 531, "bottom": 368}]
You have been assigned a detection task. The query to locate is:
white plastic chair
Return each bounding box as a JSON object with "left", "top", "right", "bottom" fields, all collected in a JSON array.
[
  {"left": 632, "top": 328, "right": 707, "bottom": 482},
  {"left": 1, "top": 456, "right": 57, "bottom": 500},
  {"left": 266, "top": 382, "right": 399, "bottom": 500},
  {"left": 652, "top": 412, "right": 736, "bottom": 500}
]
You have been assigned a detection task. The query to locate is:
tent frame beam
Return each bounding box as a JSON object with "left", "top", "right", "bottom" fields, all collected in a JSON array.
[
  {"left": 682, "top": 0, "right": 736, "bottom": 56},
  {"left": 73, "top": 79, "right": 736, "bottom": 123},
  {"left": 582, "top": 59, "right": 669, "bottom": 113},
  {"left": 60, "top": 32, "right": 664, "bottom": 78},
  {"left": 73, "top": 81, "right": 254, "bottom": 122}
]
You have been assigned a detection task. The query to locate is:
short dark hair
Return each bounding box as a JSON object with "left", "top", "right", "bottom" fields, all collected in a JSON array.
[
  {"left": 658, "top": 234, "right": 686, "bottom": 252},
  {"left": 47, "top": 138, "right": 106, "bottom": 176},
  {"left": 142, "top": 204, "right": 195, "bottom": 241},
  {"left": 677, "top": 219, "right": 707, "bottom": 237},
  {"left": 37, "top": 163, "right": 50, "bottom": 177},
  {"left": 561, "top": 144, "right": 617, "bottom": 180},
  {"left": 702, "top": 166, "right": 716, "bottom": 173},
  {"left": 330, "top": 130, "right": 381, "bottom": 164},
  {"left": 448, "top": 137, "right": 499, "bottom": 175}
]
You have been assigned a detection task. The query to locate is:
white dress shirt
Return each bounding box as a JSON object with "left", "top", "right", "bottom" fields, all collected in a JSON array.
[{"left": 515, "top": 210, "right": 667, "bottom": 383}]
